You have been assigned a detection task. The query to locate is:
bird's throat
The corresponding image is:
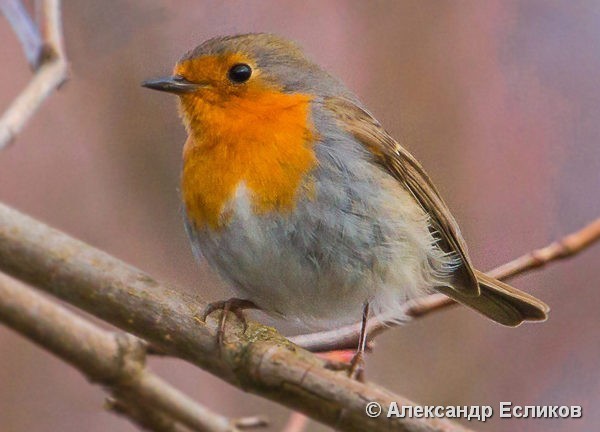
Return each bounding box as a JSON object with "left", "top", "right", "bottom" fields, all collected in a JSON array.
[{"left": 181, "top": 91, "right": 317, "bottom": 229}]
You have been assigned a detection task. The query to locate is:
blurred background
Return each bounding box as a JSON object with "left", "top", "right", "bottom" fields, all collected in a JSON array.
[{"left": 1, "top": 1, "right": 599, "bottom": 431}]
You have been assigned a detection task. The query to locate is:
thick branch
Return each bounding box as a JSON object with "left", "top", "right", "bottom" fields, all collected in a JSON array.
[
  {"left": 291, "top": 218, "right": 600, "bottom": 352},
  {"left": 0, "top": 203, "right": 469, "bottom": 431},
  {"left": 0, "top": 0, "right": 67, "bottom": 149},
  {"left": 0, "top": 274, "right": 266, "bottom": 432}
]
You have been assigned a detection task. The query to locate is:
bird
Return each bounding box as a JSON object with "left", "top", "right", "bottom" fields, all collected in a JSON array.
[{"left": 142, "top": 33, "right": 548, "bottom": 377}]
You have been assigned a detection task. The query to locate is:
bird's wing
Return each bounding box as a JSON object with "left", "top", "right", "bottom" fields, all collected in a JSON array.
[{"left": 324, "top": 96, "right": 479, "bottom": 295}]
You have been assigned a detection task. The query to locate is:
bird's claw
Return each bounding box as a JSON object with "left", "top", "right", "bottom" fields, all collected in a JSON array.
[
  {"left": 347, "top": 351, "right": 365, "bottom": 381},
  {"left": 321, "top": 350, "right": 366, "bottom": 382},
  {"left": 201, "top": 298, "right": 258, "bottom": 347}
]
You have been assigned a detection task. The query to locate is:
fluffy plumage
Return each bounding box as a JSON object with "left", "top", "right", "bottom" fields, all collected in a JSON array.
[{"left": 170, "top": 33, "right": 548, "bottom": 330}]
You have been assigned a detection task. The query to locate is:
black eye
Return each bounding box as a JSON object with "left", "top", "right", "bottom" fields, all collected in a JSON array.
[{"left": 228, "top": 63, "right": 252, "bottom": 83}]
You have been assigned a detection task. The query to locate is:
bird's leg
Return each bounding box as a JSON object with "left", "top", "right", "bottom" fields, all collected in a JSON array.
[
  {"left": 348, "top": 302, "right": 370, "bottom": 381},
  {"left": 324, "top": 302, "right": 370, "bottom": 380},
  {"left": 201, "top": 298, "right": 259, "bottom": 347}
]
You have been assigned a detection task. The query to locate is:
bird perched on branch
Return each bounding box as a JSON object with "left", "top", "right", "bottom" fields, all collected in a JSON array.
[{"left": 143, "top": 33, "right": 548, "bottom": 378}]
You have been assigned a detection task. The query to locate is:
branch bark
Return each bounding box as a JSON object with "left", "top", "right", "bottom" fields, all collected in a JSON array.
[
  {"left": 0, "top": 0, "right": 67, "bottom": 149},
  {"left": 0, "top": 273, "right": 267, "bottom": 432},
  {"left": 0, "top": 202, "right": 470, "bottom": 432},
  {"left": 290, "top": 218, "right": 600, "bottom": 352}
]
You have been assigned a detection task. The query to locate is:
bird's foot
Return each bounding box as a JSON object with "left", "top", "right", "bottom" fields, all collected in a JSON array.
[
  {"left": 347, "top": 351, "right": 365, "bottom": 381},
  {"left": 201, "top": 298, "right": 259, "bottom": 347},
  {"left": 320, "top": 350, "right": 366, "bottom": 382}
]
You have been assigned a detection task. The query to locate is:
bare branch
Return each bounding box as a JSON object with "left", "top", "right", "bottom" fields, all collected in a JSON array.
[
  {"left": 233, "top": 417, "right": 270, "bottom": 431},
  {"left": 0, "top": 203, "right": 470, "bottom": 432},
  {"left": 291, "top": 218, "right": 600, "bottom": 352},
  {"left": 0, "top": 0, "right": 44, "bottom": 68},
  {"left": 37, "top": 0, "right": 65, "bottom": 60},
  {"left": 0, "top": 0, "right": 67, "bottom": 149},
  {"left": 0, "top": 274, "right": 267, "bottom": 432},
  {"left": 487, "top": 218, "right": 600, "bottom": 280}
]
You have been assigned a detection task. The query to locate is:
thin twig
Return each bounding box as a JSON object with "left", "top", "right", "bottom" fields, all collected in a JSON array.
[
  {"left": 291, "top": 218, "right": 600, "bottom": 352},
  {"left": 0, "top": 0, "right": 67, "bottom": 149},
  {"left": 0, "top": 274, "right": 268, "bottom": 432},
  {"left": 0, "top": 0, "right": 44, "bottom": 68},
  {"left": 0, "top": 203, "right": 468, "bottom": 432},
  {"left": 37, "top": 0, "right": 65, "bottom": 60},
  {"left": 233, "top": 417, "right": 270, "bottom": 430},
  {"left": 487, "top": 218, "right": 600, "bottom": 280}
]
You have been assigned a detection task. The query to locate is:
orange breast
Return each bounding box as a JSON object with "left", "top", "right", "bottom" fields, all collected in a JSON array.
[{"left": 181, "top": 90, "right": 317, "bottom": 229}]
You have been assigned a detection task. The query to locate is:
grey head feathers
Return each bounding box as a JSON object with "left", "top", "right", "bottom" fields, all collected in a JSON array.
[{"left": 181, "top": 33, "right": 357, "bottom": 100}]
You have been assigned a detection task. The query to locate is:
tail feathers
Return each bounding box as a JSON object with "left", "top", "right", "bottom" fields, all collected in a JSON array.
[{"left": 439, "top": 269, "right": 549, "bottom": 327}]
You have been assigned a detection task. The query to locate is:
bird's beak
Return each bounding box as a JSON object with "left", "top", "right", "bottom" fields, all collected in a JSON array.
[{"left": 141, "top": 76, "right": 201, "bottom": 94}]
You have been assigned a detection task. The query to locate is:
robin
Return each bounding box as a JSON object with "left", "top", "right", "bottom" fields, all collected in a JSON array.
[{"left": 143, "top": 33, "right": 548, "bottom": 377}]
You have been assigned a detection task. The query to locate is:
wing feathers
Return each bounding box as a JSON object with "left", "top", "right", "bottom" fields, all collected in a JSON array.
[
  {"left": 323, "top": 96, "right": 549, "bottom": 325},
  {"left": 324, "top": 96, "right": 478, "bottom": 294}
]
